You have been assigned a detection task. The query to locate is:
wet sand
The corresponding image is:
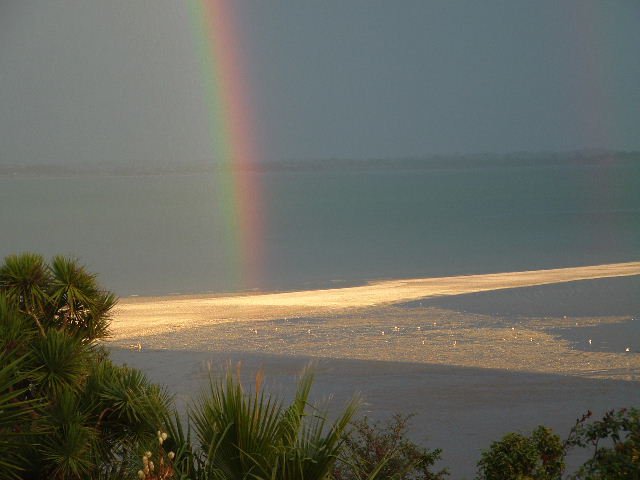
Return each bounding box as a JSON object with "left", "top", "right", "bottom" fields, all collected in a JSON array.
[
  {"left": 108, "top": 263, "right": 640, "bottom": 477},
  {"left": 110, "top": 263, "right": 640, "bottom": 380},
  {"left": 112, "top": 261, "right": 640, "bottom": 340},
  {"left": 109, "top": 302, "right": 640, "bottom": 381}
]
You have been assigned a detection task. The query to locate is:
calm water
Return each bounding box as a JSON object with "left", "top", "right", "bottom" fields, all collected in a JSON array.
[{"left": 1, "top": 161, "right": 639, "bottom": 296}]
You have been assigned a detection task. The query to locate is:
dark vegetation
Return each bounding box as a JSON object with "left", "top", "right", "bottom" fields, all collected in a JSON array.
[
  {"left": 332, "top": 414, "right": 448, "bottom": 480},
  {"left": 1, "top": 253, "right": 638, "bottom": 479}
]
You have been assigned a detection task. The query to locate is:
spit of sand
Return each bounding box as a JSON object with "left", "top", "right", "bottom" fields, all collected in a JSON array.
[{"left": 112, "top": 261, "right": 640, "bottom": 340}]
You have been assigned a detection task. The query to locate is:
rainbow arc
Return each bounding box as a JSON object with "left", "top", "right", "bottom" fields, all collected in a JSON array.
[{"left": 189, "top": 0, "right": 263, "bottom": 289}]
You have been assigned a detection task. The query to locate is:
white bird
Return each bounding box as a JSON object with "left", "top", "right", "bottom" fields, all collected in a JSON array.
[
  {"left": 625, "top": 347, "right": 631, "bottom": 352},
  {"left": 588, "top": 339, "right": 592, "bottom": 345}
]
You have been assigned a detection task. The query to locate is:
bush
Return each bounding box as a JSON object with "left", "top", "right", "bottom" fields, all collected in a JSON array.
[
  {"left": 566, "top": 408, "right": 640, "bottom": 480},
  {"left": 333, "top": 414, "right": 448, "bottom": 480},
  {"left": 476, "top": 426, "right": 565, "bottom": 480}
]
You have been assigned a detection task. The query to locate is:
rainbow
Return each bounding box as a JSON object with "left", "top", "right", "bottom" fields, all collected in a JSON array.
[{"left": 189, "top": 0, "right": 263, "bottom": 289}]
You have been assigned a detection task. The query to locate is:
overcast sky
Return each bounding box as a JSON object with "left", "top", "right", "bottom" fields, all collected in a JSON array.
[{"left": 1, "top": 0, "right": 639, "bottom": 166}]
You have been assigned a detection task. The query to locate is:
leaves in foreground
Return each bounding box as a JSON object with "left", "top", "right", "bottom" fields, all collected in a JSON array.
[
  {"left": 566, "top": 408, "right": 640, "bottom": 480},
  {"left": 333, "top": 413, "right": 448, "bottom": 480},
  {"left": 190, "top": 365, "right": 360, "bottom": 480}
]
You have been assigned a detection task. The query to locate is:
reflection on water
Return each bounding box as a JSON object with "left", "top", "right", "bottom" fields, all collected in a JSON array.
[{"left": 3, "top": 162, "right": 640, "bottom": 296}]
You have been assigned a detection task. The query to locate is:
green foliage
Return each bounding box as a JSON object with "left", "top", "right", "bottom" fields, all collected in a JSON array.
[
  {"left": 332, "top": 413, "right": 448, "bottom": 480},
  {"left": 47, "top": 255, "right": 117, "bottom": 340},
  {"left": 37, "top": 389, "right": 98, "bottom": 479},
  {"left": 3, "top": 253, "right": 638, "bottom": 480},
  {"left": 0, "top": 352, "right": 40, "bottom": 480},
  {"left": 0, "top": 253, "right": 115, "bottom": 341},
  {"left": 30, "top": 328, "right": 90, "bottom": 397},
  {"left": 0, "top": 253, "right": 50, "bottom": 314},
  {"left": 566, "top": 409, "right": 640, "bottom": 480},
  {"left": 189, "top": 365, "right": 359, "bottom": 480},
  {"left": 476, "top": 426, "right": 564, "bottom": 480},
  {"left": 84, "top": 359, "right": 172, "bottom": 461},
  {"left": 0, "top": 253, "right": 171, "bottom": 479},
  {"left": 476, "top": 410, "right": 640, "bottom": 480},
  {"left": 162, "top": 411, "right": 200, "bottom": 480},
  {"left": 0, "top": 294, "right": 35, "bottom": 361}
]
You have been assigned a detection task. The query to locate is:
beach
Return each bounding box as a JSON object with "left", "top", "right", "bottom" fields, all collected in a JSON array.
[
  {"left": 110, "top": 262, "right": 640, "bottom": 380},
  {"left": 109, "top": 262, "right": 640, "bottom": 477},
  {"left": 111, "top": 261, "right": 640, "bottom": 338}
]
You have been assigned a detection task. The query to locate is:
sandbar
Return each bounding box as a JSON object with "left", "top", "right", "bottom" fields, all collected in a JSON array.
[{"left": 112, "top": 261, "right": 640, "bottom": 340}]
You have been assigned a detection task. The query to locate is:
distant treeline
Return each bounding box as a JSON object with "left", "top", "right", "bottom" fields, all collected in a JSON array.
[{"left": 2, "top": 149, "right": 639, "bottom": 177}]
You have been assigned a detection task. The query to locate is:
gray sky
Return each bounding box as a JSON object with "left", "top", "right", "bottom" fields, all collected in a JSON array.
[{"left": 1, "top": 0, "right": 639, "bottom": 166}]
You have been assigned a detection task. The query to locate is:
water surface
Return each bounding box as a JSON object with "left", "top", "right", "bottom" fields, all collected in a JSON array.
[{"left": 2, "top": 160, "right": 638, "bottom": 295}]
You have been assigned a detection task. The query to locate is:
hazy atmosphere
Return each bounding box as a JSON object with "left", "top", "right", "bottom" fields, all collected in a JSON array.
[
  {"left": 2, "top": 2, "right": 639, "bottom": 478},
  {"left": 1, "top": 0, "right": 640, "bottom": 167}
]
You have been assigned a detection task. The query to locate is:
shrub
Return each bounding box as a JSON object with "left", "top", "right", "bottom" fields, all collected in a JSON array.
[
  {"left": 476, "top": 426, "right": 564, "bottom": 480},
  {"left": 332, "top": 414, "right": 448, "bottom": 480},
  {"left": 566, "top": 408, "right": 640, "bottom": 480}
]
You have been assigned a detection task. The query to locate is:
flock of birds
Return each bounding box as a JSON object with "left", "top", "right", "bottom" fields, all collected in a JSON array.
[{"left": 127, "top": 316, "right": 637, "bottom": 354}]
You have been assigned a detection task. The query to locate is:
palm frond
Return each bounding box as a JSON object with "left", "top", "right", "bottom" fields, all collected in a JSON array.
[
  {"left": 0, "top": 293, "right": 36, "bottom": 359},
  {"left": 190, "top": 364, "right": 360, "bottom": 480},
  {"left": 48, "top": 256, "right": 116, "bottom": 340},
  {"left": 84, "top": 359, "right": 172, "bottom": 457},
  {"left": 38, "top": 389, "right": 98, "bottom": 480},
  {"left": 0, "top": 352, "right": 41, "bottom": 480},
  {"left": 30, "top": 329, "right": 90, "bottom": 397},
  {"left": 0, "top": 253, "right": 51, "bottom": 335}
]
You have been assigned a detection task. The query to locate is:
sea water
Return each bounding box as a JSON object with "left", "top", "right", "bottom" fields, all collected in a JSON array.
[{"left": 1, "top": 160, "right": 638, "bottom": 296}]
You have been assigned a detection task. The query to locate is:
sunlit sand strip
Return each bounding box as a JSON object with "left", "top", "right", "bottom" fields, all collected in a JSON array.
[{"left": 111, "top": 261, "right": 640, "bottom": 340}]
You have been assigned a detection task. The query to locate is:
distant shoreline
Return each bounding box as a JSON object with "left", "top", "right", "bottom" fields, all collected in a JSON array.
[{"left": 3, "top": 150, "right": 639, "bottom": 178}]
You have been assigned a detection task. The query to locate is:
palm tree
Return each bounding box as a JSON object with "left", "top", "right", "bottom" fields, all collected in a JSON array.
[
  {"left": 0, "top": 253, "right": 171, "bottom": 479},
  {"left": 187, "top": 365, "right": 359, "bottom": 480},
  {"left": 0, "top": 253, "right": 116, "bottom": 341},
  {"left": 47, "top": 255, "right": 116, "bottom": 341},
  {"left": 1, "top": 254, "right": 397, "bottom": 480}
]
